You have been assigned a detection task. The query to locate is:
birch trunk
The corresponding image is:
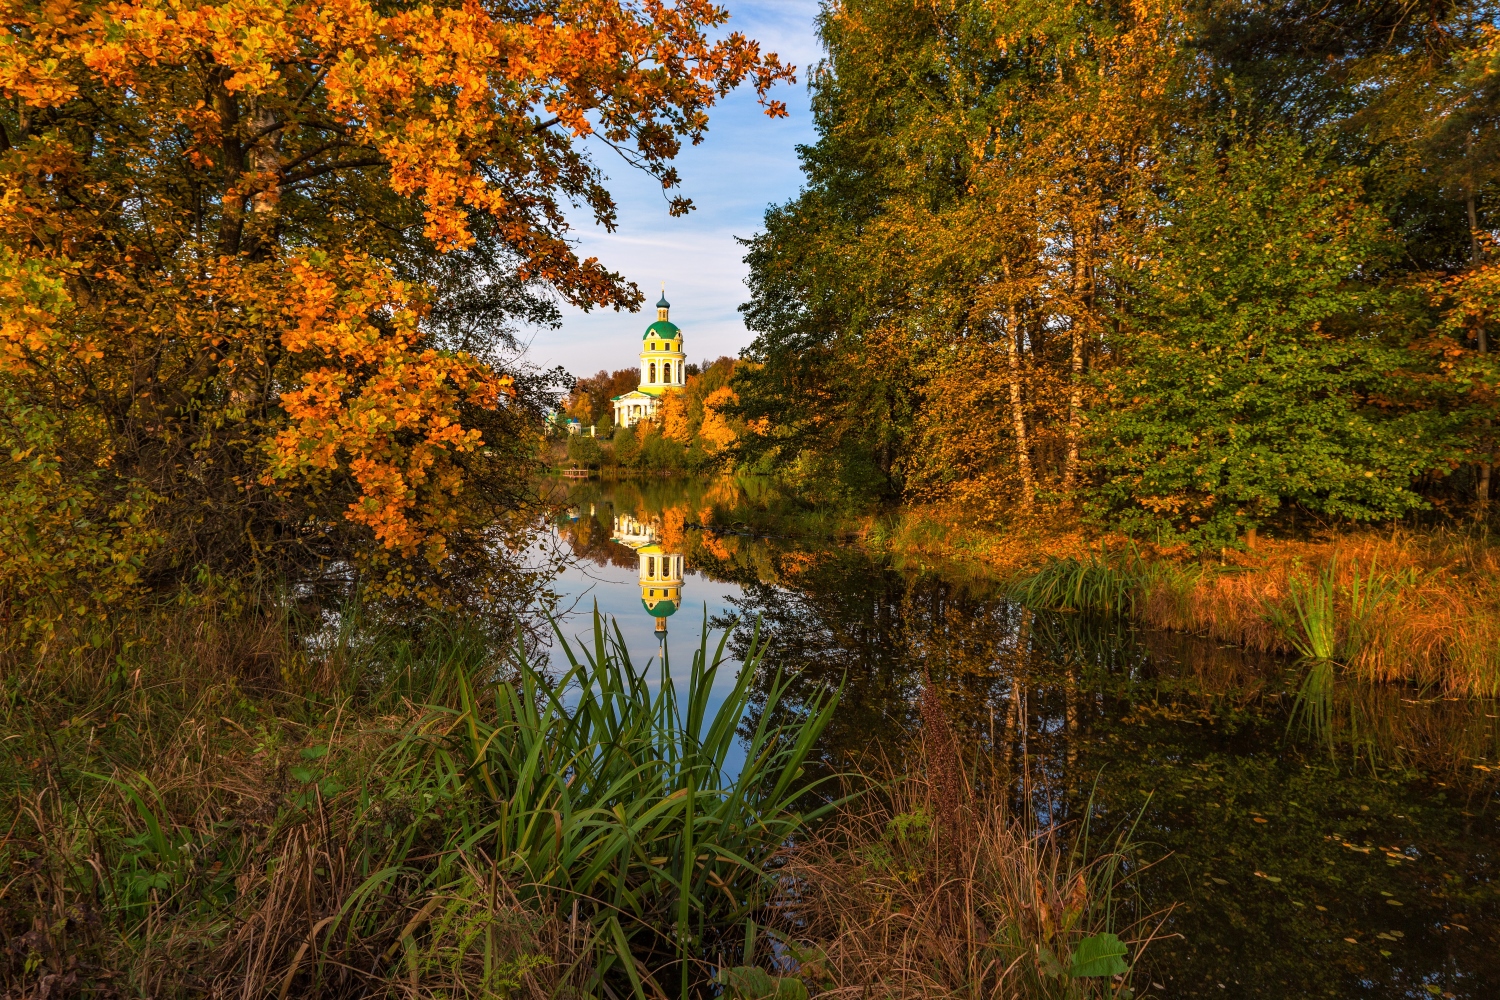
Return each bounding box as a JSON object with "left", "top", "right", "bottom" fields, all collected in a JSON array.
[
  {"left": 1470, "top": 188, "right": 1491, "bottom": 511},
  {"left": 1063, "top": 224, "right": 1089, "bottom": 490},
  {"left": 1001, "top": 260, "right": 1035, "bottom": 508}
]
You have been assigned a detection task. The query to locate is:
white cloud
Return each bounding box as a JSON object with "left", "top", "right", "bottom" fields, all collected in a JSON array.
[{"left": 519, "top": 1, "right": 822, "bottom": 380}]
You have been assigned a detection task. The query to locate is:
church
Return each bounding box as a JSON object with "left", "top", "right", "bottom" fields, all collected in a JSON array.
[{"left": 611, "top": 290, "right": 686, "bottom": 428}]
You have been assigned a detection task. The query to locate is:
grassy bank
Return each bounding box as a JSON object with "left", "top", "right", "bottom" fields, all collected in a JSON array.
[
  {"left": 876, "top": 512, "right": 1500, "bottom": 697},
  {"left": 2, "top": 604, "right": 1139, "bottom": 999}
]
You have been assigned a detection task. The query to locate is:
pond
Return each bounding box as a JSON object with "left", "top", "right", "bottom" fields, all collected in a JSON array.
[{"left": 542, "top": 476, "right": 1500, "bottom": 999}]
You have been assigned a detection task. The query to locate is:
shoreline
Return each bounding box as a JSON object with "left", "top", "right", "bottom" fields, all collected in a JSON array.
[{"left": 870, "top": 508, "right": 1500, "bottom": 698}]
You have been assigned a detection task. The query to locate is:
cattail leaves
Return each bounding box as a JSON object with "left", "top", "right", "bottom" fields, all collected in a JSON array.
[{"left": 375, "top": 606, "right": 840, "bottom": 994}]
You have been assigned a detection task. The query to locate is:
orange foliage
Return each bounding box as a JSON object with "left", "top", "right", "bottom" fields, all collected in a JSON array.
[
  {"left": 660, "top": 504, "right": 689, "bottom": 552},
  {"left": 698, "top": 384, "right": 739, "bottom": 450},
  {"left": 0, "top": 0, "right": 791, "bottom": 607},
  {"left": 661, "top": 390, "right": 692, "bottom": 444}
]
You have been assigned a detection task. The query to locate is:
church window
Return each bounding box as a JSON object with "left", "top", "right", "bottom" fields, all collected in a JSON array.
[
  {"left": 649, "top": 363, "right": 656, "bottom": 383},
  {"left": 648, "top": 556, "right": 656, "bottom": 577}
]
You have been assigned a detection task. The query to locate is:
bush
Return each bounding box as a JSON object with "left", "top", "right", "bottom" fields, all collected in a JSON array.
[{"left": 567, "top": 432, "right": 604, "bottom": 467}]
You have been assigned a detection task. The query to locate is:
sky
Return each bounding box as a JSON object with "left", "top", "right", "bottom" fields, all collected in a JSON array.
[{"left": 518, "top": 1, "right": 823, "bottom": 381}]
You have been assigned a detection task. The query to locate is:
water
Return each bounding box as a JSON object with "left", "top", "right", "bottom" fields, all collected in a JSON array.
[{"left": 544, "top": 477, "right": 1500, "bottom": 999}]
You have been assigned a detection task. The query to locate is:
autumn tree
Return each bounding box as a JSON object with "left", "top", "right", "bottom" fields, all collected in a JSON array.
[
  {"left": 739, "top": 0, "right": 1498, "bottom": 532},
  {"left": 0, "top": 0, "right": 791, "bottom": 621},
  {"left": 568, "top": 367, "right": 640, "bottom": 424},
  {"left": 738, "top": 0, "right": 1185, "bottom": 510}
]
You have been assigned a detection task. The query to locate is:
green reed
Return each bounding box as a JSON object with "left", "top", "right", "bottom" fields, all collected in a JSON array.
[
  {"left": 1013, "top": 544, "right": 1199, "bottom": 619},
  {"left": 1271, "top": 555, "right": 1414, "bottom": 665},
  {"left": 334, "top": 607, "right": 841, "bottom": 996}
]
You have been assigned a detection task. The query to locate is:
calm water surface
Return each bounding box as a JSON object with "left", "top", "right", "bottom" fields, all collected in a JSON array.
[{"left": 541, "top": 477, "right": 1500, "bottom": 1000}]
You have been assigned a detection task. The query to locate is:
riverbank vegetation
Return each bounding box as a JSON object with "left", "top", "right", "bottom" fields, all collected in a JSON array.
[
  {"left": 2, "top": 607, "right": 1141, "bottom": 998},
  {"left": 551, "top": 358, "right": 766, "bottom": 476},
  {"left": 862, "top": 508, "right": 1500, "bottom": 696}
]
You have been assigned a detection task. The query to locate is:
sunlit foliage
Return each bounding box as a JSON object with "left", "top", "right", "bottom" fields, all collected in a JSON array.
[{"left": 0, "top": 0, "right": 792, "bottom": 621}]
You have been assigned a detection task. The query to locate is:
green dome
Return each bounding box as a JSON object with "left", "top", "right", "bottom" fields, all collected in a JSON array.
[
  {"left": 642, "top": 598, "right": 679, "bottom": 618},
  {"left": 643, "top": 319, "right": 680, "bottom": 340}
]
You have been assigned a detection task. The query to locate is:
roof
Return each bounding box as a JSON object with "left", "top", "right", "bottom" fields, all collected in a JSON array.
[
  {"left": 643, "top": 319, "right": 680, "bottom": 340},
  {"left": 657, "top": 293, "right": 670, "bottom": 309},
  {"left": 642, "top": 597, "right": 679, "bottom": 618}
]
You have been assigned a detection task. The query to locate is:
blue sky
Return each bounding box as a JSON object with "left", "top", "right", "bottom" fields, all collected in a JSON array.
[{"left": 519, "top": 1, "right": 823, "bottom": 380}]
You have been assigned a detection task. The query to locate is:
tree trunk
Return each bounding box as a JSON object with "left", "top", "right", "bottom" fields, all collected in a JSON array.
[
  {"left": 1470, "top": 188, "right": 1491, "bottom": 512},
  {"left": 1063, "top": 227, "right": 1089, "bottom": 491},
  {"left": 1002, "top": 262, "right": 1035, "bottom": 509}
]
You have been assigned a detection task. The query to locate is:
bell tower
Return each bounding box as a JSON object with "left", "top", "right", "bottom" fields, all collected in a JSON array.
[
  {"left": 638, "top": 287, "right": 686, "bottom": 394},
  {"left": 611, "top": 284, "right": 688, "bottom": 429}
]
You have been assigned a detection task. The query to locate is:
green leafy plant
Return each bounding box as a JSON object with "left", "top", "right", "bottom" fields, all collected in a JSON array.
[
  {"left": 345, "top": 608, "right": 843, "bottom": 996},
  {"left": 1039, "top": 931, "right": 1130, "bottom": 981}
]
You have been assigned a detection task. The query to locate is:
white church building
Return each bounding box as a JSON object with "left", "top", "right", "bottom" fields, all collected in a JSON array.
[{"left": 612, "top": 291, "right": 686, "bottom": 428}]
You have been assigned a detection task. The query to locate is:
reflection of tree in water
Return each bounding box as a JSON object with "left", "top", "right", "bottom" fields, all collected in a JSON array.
[
  {"left": 710, "top": 547, "right": 1500, "bottom": 998},
  {"left": 717, "top": 547, "right": 921, "bottom": 770},
  {"left": 551, "top": 478, "right": 1500, "bottom": 996}
]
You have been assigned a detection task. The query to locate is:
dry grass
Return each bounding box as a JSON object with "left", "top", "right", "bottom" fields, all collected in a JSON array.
[
  {"left": 887, "top": 511, "right": 1500, "bottom": 697},
  {"left": 768, "top": 754, "right": 1157, "bottom": 1000},
  {"left": 1144, "top": 530, "right": 1500, "bottom": 696},
  {"left": 2, "top": 605, "right": 593, "bottom": 999}
]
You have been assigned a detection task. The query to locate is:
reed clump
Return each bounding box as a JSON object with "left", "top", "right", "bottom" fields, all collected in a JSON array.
[
  {"left": 766, "top": 753, "right": 1150, "bottom": 1000},
  {"left": 1008, "top": 529, "right": 1500, "bottom": 697}
]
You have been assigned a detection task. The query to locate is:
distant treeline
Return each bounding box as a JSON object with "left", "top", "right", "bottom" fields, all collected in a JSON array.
[{"left": 731, "top": 0, "right": 1499, "bottom": 547}]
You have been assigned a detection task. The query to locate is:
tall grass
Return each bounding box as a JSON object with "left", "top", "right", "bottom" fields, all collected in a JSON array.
[
  {"left": 1, "top": 604, "right": 839, "bottom": 998},
  {"left": 1010, "top": 530, "right": 1500, "bottom": 696},
  {"left": 401, "top": 610, "right": 842, "bottom": 995},
  {"left": 767, "top": 756, "right": 1153, "bottom": 1000},
  {"left": 1011, "top": 545, "right": 1199, "bottom": 620}
]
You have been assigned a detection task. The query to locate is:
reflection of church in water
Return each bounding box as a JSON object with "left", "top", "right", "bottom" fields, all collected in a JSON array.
[{"left": 610, "top": 513, "right": 683, "bottom": 635}]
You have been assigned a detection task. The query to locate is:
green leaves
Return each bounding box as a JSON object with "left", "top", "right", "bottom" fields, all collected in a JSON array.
[
  {"left": 718, "top": 966, "right": 811, "bottom": 1000},
  {"left": 1069, "top": 932, "right": 1130, "bottom": 977},
  {"left": 1040, "top": 932, "right": 1130, "bottom": 981},
  {"left": 1092, "top": 132, "right": 1465, "bottom": 548},
  {"left": 374, "top": 607, "right": 842, "bottom": 997}
]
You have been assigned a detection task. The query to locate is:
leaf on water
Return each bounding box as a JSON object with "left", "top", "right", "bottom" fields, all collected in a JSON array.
[
  {"left": 1211, "top": 877, "right": 1229, "bottom": 885},
  {"left": 1070, "top": 933, "right": 1129, "bottom": 978}
]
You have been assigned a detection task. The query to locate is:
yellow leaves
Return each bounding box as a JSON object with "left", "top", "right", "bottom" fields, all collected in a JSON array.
[
  {"left": 699, "top": 384, "right": 739, "bottom": 450},
  {"left": 0, "top": 246, "right": 78, "bottom": 374},
  {"left": 1, "top": 0, "right": 791, "bottom": 260},
  {"left": 261, "top": 252, "right": 513, "bottom": 560}
]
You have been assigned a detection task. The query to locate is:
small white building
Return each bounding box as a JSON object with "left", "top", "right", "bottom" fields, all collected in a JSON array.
[{"left": 612, "top": 291, "right": 686, "bottom": 428}]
